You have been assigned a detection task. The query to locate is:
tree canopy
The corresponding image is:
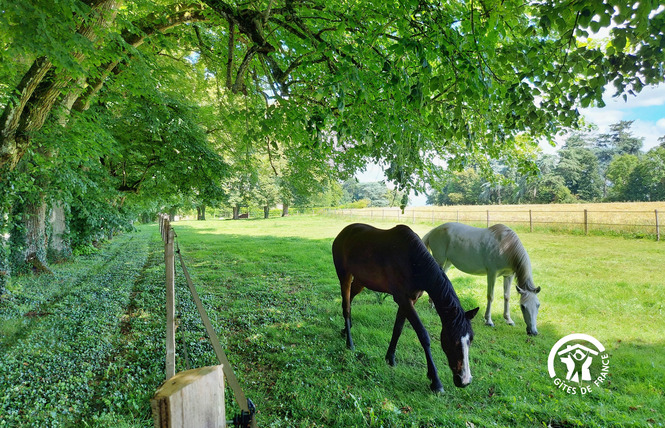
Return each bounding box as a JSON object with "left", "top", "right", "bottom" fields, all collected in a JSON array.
[
  {"left": 1, "top": 0, "right": 664, "bottom": 287},
  {"left": 2, "top": 0, "right": 665, "bottom": 179}
]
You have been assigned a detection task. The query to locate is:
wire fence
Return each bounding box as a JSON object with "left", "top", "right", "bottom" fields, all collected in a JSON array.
[{"left": 319, "top": 206, "right": 662, "bottom": 241}]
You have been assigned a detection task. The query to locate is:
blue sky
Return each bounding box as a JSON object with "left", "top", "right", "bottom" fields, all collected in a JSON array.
[{"left": 575, "top": 83, "right": 665, "bottom": 151}]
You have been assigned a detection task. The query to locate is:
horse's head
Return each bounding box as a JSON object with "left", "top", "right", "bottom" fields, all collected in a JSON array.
[
  {"left": 517, "top": 285, "right": 541, "bottom": 336},
  {"left": 440, "top": 307, "right": 479, "bottom": 388}
]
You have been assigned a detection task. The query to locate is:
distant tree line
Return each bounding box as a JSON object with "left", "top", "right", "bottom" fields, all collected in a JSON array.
[
  {"left": 339, "top": 180, "right": 408, "bottom": 208},
  {"left": 427, "top": 121, "right": 665, "bottom": 205}
]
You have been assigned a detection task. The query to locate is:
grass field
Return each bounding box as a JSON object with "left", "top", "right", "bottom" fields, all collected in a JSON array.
[
  {"left": 1, "top": 215, "right": 664, "bottom": 426},
  {"left": 327, "top": 201, "right": 665, "bottom": 238}
]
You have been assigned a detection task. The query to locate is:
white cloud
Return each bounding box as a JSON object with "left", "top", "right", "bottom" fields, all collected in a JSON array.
[
  {"left": 632, "top": 119, "right": 665, "bottom": 150},
  {"left": 580, "top": 108, "right": 624, "bottom": 131},
  {"left": 603, "top": 84, "right": 665, "bottom": 108}
]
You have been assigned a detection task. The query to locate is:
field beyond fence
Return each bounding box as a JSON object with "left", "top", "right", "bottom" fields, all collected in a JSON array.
[{"left": 319, "top": 202, "right": 664, "bottom": 240}]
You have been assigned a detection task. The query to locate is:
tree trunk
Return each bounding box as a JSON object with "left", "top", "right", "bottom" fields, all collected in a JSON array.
[
  {"left": 0, "top": 234, "right": 9, "bottom": 296},
  {"left": 264, "top": 205, "right": 269, "bottom": 219},
  {"left": 0, "top": 0, "right": 120, "bottom": 172},
  {"left": 48, "top": 201, "right": 71, "bottom": 262},
  {"left": 197, "top": 205, "right": 206, "bottom": 220},
  {"left": 233, "top": 206, "right": 240, "bottom": 220},
  {"left": 281, "top": 203, "right": 289, "bottom": 217},
  {"left": 10, "top": 194, "right": 51, "bottom": 274}
]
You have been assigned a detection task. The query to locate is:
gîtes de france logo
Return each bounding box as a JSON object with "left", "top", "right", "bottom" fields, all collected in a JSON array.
[{"left": 548, "top": 333, "right": 610, "bottom": 395}]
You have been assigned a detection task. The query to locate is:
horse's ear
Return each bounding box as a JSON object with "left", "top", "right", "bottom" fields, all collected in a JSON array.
[
  {"left": 516, "top": 285, "right": 526, "bottom": 295},
  {"left": 535, "top": 286, "right": 541, "bottom": 294},
  {"left": 465, "top": 307, "right": 479, "bottom": 320}
]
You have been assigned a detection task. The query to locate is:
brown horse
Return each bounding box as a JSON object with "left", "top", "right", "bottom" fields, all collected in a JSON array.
[{"left": 332, "top": 223, "right": 479, "bottom": 392}]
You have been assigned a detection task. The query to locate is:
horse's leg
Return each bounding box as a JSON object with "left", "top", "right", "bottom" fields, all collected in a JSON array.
[
  {"left": 385, "top": 307, "right": 407, "bottom": 367},
  {"left": 503, "top": 275, "right": 515, "bottom": 325},
  {"left": 349, "top": 280, "right": 365, "bottom": 328},
  {"left": 401, "top": 301, "right": 444, "bottom": 393},
  {"left": 442, "top": 260, "right": 453, "bottom": 273},
  {"left": 485, "top": 272, "right": 496, "bottom": 327},
  {"left": 340, "top": 273, "right": 355, "bottom": 349}
]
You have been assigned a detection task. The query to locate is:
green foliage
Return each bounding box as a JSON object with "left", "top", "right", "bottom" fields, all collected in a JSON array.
[
  {"left": 341, "top": 180, "right": 406, "bottom": 208},
  {"left": 624, "top": 146, "right": 665, "bottom": 201},
  {"left": 427, "top": 122, "right": 661, "bottom": 205},
  {"left": 556, "top": 142, "right": 603, "bottom": 202},
  {"left": 0, "top": 230, "right": 157, "bottom": 426}
]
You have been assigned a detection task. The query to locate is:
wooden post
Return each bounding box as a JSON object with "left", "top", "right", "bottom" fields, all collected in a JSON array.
[
  {"left": 487, "top": 210, "right": 490, "bottom": 227},
  {"left": 529, "top": 209, "right": 533, "bottom": 232},
  {"left": 656, "top": 210, "right": 660, "bottom": 242},
  {"left": 151, "top": 365, "right": 226, "bottom": 428},
  {"left": 584, "top": 209, "right": 588, "bottom": 235},
  {"left": 165, "top": 228, "right": 176, "bottom": 380}
]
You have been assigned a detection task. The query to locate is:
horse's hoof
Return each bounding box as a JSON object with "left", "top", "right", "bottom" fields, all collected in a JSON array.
[
  {"left": 385, "top": 355, "right": 396, "bottom": 367},
  {"left": 506, "top": 320, "right": 515, "bottom": 326},
  {"left": 485, "top": 321, "right": 495, "bottom": 327},
  {"left": 430, "top": 383, "right": 444, "bottom": 394}
]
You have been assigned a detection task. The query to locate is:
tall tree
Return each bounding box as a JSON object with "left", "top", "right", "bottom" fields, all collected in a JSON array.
[
  {"left": 594, "top": 121, "right": 643, "bottom": 197},
  {"left": 606, "top": 154, "right": 640, "bottom": 201},
  {"left": 625, "top": 147, "right": 665, "bottom": 201},
  {"left": 556, "top": 134, "right": 603, "bottom": 201}
]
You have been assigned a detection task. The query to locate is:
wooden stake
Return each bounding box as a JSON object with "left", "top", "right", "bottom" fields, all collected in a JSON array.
[
  {"left": 584, "top": 209, "right": 588, "bottom": 235},
  {"left": 529, "top": 209, "right": 533, "bottom": 232},
  {"left": 165, "top": 228, "right": 176, "bottom": 380},
  {"left": 151, "top": 365, "right": 226, "bottom": 428},
  {"left": 656, "top": 210, "right": 660, "bottom": 242}
]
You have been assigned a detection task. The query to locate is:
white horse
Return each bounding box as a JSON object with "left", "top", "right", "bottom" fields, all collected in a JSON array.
[{"left": 422, "top": 222, "right": 540, "bottom": 336}]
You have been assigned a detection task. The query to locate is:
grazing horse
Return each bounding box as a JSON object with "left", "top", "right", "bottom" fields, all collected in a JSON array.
[
  {"left": 332, "top": 223, "right": 479, "bottom": 392},
  {"left": 422, "top": 222, "right": 540, "bottom": 336}
]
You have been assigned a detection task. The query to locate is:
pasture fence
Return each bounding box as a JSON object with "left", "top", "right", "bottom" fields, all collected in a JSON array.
[
  {"left": 156, "top": 214, "right": 257, "bottom": 427},
  {"left": 319, "top": 206, "right": 662, "bottom": 241}
]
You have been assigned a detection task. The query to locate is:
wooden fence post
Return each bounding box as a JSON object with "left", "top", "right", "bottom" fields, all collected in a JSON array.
[
  {"left": 486, "top": 210, "right": 490, "bottom": 227},
  {"left": 165, "top": 227, "right": 176, "bottom": 380},
  {"left": 656, "top": 210, "right": 660, "bottom": 242},
  {"left": 584, "top": 209, "right": 588, "bottom": 235},
  {"left": 529, "top": 209, "right": 533, "bottom": 232}
]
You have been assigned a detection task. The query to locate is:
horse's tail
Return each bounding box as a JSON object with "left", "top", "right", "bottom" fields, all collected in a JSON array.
[{"left": 421, "top": 229, "right": 432, "bottom": 250}]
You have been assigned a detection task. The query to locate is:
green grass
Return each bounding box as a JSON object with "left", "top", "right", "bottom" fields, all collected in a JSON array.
[{"left": 1, "top": 216, "right": 663, "bottom": 427}]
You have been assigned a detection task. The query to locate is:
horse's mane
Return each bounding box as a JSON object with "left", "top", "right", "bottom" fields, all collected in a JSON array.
[
  {"left": 489, "top": 224, "right": 536, "bottom": 292},
  {"left": 404, "top": 227, "right": 468, "bottom": 329}
]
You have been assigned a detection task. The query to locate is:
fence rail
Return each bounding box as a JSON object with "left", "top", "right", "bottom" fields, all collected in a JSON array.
[{"left": 320, "top": 207, "right": 662, "bottom": 241}]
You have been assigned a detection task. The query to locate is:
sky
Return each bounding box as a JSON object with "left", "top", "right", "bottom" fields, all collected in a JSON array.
[{"left": 356, "top": 83, "right": 665, "bottom": 206}]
